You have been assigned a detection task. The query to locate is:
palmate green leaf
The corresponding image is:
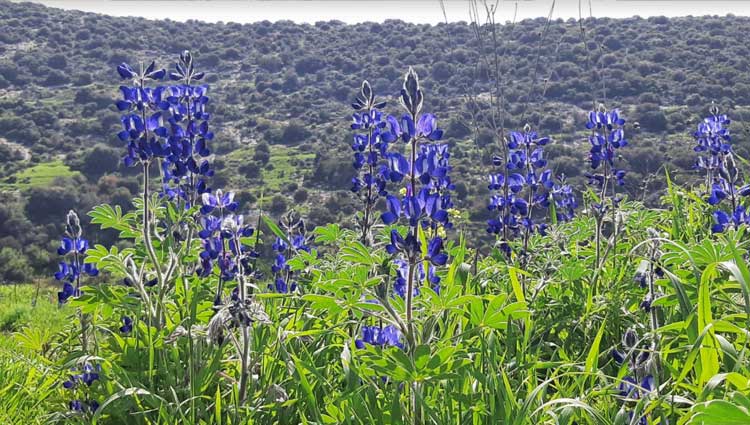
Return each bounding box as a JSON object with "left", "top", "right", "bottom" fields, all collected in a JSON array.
[
  {"left": 302, "top": 294, "right": 343, "bottom": 314},
  {"left": 313, "top": 223, "right": 344, "bottom": 244},
  {"left": 89, "top": 203, "right": 139, "bottom": 238},
  {"left": 340, "top": 241, "right": 376, "bottom": 266},
  {"left": 84, "top": 244, "right": 134, "bottom": 276}
]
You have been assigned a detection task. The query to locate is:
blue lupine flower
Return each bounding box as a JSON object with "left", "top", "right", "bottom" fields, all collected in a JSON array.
[
  {"left": 114, "top": 60, "right": 174, "bottom": 168},
  {"left": 372, "top": 67, "right": 451, "bottom": 324},
  {"left": 117, "top": 53, "right": 214, "bottom": 205},
  {"left": 712, "top": 207, "right": 750, "bottom": 233},
  {"left": 585, "top": 106, "right": 629, "bottom": 190},
  {"left": 200, "top": 189, "right": 238, "bottom": 215},
  {"left": 267, "top": 214, "right": 314, "bottom": 294},
  {"left": 487, "top": 125, "right": 576, "bottom": 254},
  {"left": 68, "top": 399, "right": 99, "bottom": 413},
  {"left": 196, "top": 188, "right": 257, "bottom": 306},
  {"left": 385, "top": 229, "right": 420, "bottom": 258},
  {"left": 169, "top": 50, "right": 206, "bottom": 82},
  {"left": 426, "top": 237, "right": 448, "bottom": 266},
  {"left": 350, "top": 80, "right": 399, "bottom": 244},
  {"left": 63, "top": 363, "right": 100, "bottom": 389},
  {"left": 119, "top": 316, "right": 133, "bottom": 334},
  {"left": 611, "top": 329, "right": 654, "bottom": 423},
  {"left": 54, "top": 211, "right": 98, "bottom": 305},
  {"left": 693, "top": 108, "right": 731, "bottom": 174},
  {"left": 693, "top": 109, "right": 750, "bottom": 233},
  {"left": 355, "top": 325, "right": 404, "bottom": 350}
]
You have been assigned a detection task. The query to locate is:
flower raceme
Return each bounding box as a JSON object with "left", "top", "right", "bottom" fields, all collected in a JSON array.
[
  {"left": 55, "top": 211, "right": 98, "bottom": 304},
  {"left": 350, "top": 81, "right": 393, "bottom": 243},
  {"left": 376, "top": 67, "right": 451, "bottom": 323},
  {"left": 693, "top": 108, "right": 731, "bottom": 175},
  {"left": 115, "top": 61, "right": 170, "bottom": 166},
  {"left": 116, "top": 52, "right": 214, "bottom": 205},
  {"left": 486, "top": 125, "right": 577, "bottom": 255},
  {"left": 587, "top": 108, "right": 628, "bottom": 165},
  {"left": 355, "top": 325, "right": 404, "bottom": 350},
  {"left": 269, "top": 212, "right": 314, "bottom": 294},
  {"left": 691, "top": 109, "right": 750, "bottom": 233},
  {"left": 196, "top": 189, "right": 257, "bottom": 305}
]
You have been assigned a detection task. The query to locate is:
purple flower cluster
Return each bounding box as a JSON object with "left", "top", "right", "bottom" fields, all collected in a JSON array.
[
  {"left": 54, "top": 211, "right": 98, "bottom": 304},
  {"left": 584, "top": 107, "right": 629, "bottom": 202},
  {"left": 378, "top": 68, "right": 450, "bottom": 301},
  {"left": 692, "top": 110, "right": 750, "bottom": 233},
  {"left": 62, "top": 362, "right": 101, "bottom": 414},
  {"left": 393, "top": 259, "right": 440, "bottom": 298},
  {"left": 586, "top": 108, "right": 628, "bottom": 179},
  {"left": 269, "top": 213, "right": 313, "bottom": 294},
  {"left": 355, "top": 325, "right": 404, "bottom": 350},
  {"left": 196, "top": 190, "right": 257, "bottom": 305},
  {"left": 693, "top": 110, "right": 731, "bottom": 176},
  {"left": 116, "top": 51, "right": 214, "bottom": 205},
  {"left": 350, "top": 81, "right": 394, "bottom": 243},
  {"left": 487, "top": 125, "right": 577, "bottom": 256}
]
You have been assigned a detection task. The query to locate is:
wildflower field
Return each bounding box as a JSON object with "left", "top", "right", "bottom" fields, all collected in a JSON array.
[{"left": 2, "top": 3, "right": 750, "bottom": 425}]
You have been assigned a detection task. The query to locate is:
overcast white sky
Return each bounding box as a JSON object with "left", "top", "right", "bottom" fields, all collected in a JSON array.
[{"left": 18, "top": 1, "right": 750, "bottom": 24}]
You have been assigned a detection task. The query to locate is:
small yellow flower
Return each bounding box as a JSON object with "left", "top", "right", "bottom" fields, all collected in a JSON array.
[
  {"left": 447, "top": 208, "right": 462, "bottom": 218},
  {"left": 436, "top": 225, "right": 447, "bottom": 239},
  {"left": 399, "top": 187, "right": 407, "bottom": 197}
]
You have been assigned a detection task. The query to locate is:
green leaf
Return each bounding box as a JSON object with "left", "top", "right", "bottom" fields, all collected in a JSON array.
[
  {"left": 585, "top": 319, "right": 606, "bottom": 374},
  {"left": 92, "top": 387, "right": 165, "bottom": 424},
  {"left": 262, "top": 215, "right": 290, "bottom": 245},
  {"left": 314, "top": 223, "right": 344, "bottom": 244},
  {"left": 508, "top": 266, "right": 525, "bottom": 303},
  {"left": 340, "top": 241, "right": 375, "bottom": 266},
  {"left": 687, "top": 398, "right": 750, "bottom": 424},
  {"left": 698, "top": 263, "right": 720, "bottom": 385},
  {"left": 214, "top": 385, "right": 222, "bottom": 425}
]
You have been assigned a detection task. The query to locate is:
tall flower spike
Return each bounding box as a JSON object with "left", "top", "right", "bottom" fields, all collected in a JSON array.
[
  {"left": 161, "top": 51, "right": 214, "bottom": 206},
  {"left": 350, "top": 80, "right": 394, "bottom": 244},
  {"left": 691, "top": 108, "right": 750, "bottom": 233},
  {"left": 378, "top": 67, "right": 449, "bottom": 343},
  {"left": 196, "top": 188, "right": 258, "bottom": 306},
  {"left": 115, "top": 60, "right": 170, "bottom": 167},
  {"left": 486, "top": 125, "right": 576, "bottom": 256},
  {"left": 55, "top": 210, "right": 98, "bottom": 304},
  {"left": 584, "top": 105, "right": 629, "bottom": 194}
]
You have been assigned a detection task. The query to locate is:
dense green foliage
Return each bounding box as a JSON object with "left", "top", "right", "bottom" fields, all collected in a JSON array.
[
  {"left": 3, "top": 187, "right": 750, "bottom": 424},
  {"left": 3, "top": 1, "right": 750, "bottom": 279}
]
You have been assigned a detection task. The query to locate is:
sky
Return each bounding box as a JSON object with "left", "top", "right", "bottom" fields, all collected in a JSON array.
[{"left": 18, "top": 0, "right": 750, "bottom": 24}]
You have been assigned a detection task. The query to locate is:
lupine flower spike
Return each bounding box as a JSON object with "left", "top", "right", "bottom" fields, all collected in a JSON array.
[
  {"left": 55, "top": 210, "right": 98, "bottom": 304},
  {"left": 692, "top": 106, "right": 750, "bottom": 233},
  {"left": 487, "top": 124, "right": 577, "bottom": 258},
  {"left": 350, "top": 80, "right": 394, "bottom": 245}
]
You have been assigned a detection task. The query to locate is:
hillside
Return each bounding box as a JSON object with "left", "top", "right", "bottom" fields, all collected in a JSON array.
[{"left": 2, "top": 0, "right": 750, "bottom": 280}]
